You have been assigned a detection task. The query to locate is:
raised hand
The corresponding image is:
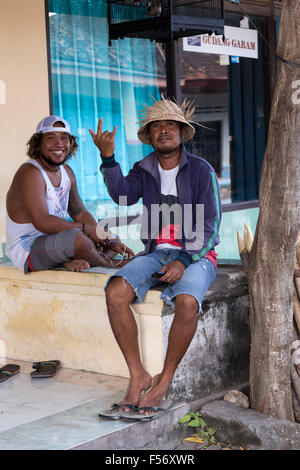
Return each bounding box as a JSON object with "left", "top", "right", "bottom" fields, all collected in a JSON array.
[{"left": 89, "top": 118, "right": 117, "bottom": 157}]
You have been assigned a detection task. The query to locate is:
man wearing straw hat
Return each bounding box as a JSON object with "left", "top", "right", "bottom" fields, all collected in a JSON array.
[{"left": 90, "top": 97, "right": 222, "bottom": 421}]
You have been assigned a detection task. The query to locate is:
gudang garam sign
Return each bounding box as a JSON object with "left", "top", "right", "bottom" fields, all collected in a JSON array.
[{"left": 183, "top": 26, "right": 258, "bottom": 59}]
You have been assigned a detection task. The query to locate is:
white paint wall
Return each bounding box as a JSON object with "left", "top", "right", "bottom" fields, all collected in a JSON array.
[{"left": 0, "top": 0, "right": 50, "bottom": 247}]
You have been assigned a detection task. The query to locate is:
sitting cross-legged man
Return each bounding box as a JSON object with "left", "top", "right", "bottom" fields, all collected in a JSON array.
[{"left": 6, "top": 115, "right": 134, "bottom": 274}]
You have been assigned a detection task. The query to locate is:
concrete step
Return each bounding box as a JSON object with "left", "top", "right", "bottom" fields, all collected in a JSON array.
[
  {"left": 200, "top": 400, "right": 300, "bottom": 450},
  {"left": 0, "top": 396, "right": 190, "bottom": 450},
  {"left": 0, "top": 360, "right": 190, "bottom": 450}
]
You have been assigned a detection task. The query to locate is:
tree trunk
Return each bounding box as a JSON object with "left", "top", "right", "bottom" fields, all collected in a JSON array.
[{"left": 246, "top": 0, "right": 300, "bottom": 420}]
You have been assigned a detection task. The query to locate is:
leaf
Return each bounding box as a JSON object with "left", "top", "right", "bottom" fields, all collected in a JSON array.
[
  {"left": 178, "top": 412, "right": 200, "bottom": 424},
  {"left": 187, "top": 418, "right": 202, "bottom": 427},
  {"left": 178, "top": 414, "right": 192, "bottom": 424},
  {"left": 184, "top": 437, "right": 206, "bottom": 443},
  {"left": 198, "top": 417, "right": 206, "bottom": 428}
]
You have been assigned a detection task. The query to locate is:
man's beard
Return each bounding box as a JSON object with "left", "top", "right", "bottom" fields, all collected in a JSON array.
[
  {"left": 40, "top": 153, "right": 69, "bottom": 167},
  {"left": 155, "top": 143, "right": 181, "bottom": 156}
]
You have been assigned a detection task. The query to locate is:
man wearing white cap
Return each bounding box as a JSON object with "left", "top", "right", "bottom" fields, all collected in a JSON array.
[
  {"left": 6, "top": 116, "right": 133, "bottom": 273},
  {"left": 90, "top": 97, "right": 222, "bottom": 421}
]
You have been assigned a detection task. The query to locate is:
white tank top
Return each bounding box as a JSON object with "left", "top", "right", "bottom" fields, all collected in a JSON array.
[{"left": 6, "top": 159, "right": 71, "bottom": 271}]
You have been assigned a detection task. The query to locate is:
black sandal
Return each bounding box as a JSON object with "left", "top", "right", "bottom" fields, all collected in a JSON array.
[
  {"left": 0, "top": 364, "right": 20, "bottom": 383},
  {"left": 31, "top": 360, "right": 61, "bottom": 378}
]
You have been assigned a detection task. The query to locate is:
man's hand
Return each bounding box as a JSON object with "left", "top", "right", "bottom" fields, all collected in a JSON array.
[
  {"left": 89, "top": 117, "right": 117, "bottom": 157},
  {"left": 159, "top": 260, "right": 185, "bottom": 284},
  {"left": 86, "top": 225, "right": 134, "bottom": 258},
  {"left": 109, "top": 239, "right": 135, "bottom": 259}
]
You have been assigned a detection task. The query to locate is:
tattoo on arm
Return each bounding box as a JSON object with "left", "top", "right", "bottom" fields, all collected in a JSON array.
[{"left": 68, "top": 186, "right": 86, "bottom": 219}]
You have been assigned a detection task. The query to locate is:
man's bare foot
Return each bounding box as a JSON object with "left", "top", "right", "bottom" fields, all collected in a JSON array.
[
  {"left": 120, "top": 371, "right": 152, "bottom": 412},
  {"left": 64, "top": 259, "right": 90, "bottom": 272},
  {"left": 138, "top": 373, "right": 172, "bottom": 416}
]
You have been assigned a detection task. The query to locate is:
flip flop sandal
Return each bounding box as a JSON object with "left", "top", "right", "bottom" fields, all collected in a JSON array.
[
  {"left": 0, "top": 364, "right": 20, "bottom": 383},
  {"left": 121, "top": 399, "right": 173, "bottom": 422},
  {"left": 31, "top": 360, "right": 61, "bottom": 378},
  {"left": 98, "top": 403, "right": 138, "bottom": 420}
]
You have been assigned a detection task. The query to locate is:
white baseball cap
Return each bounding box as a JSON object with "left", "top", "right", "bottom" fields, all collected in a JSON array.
[{"left": 36, "top": 115, "right": 71, "bottom": 134}]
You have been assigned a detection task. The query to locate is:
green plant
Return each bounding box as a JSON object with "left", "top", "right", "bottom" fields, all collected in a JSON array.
[{"left": 178, "top": 412, "right": 218, "bottom": 446}]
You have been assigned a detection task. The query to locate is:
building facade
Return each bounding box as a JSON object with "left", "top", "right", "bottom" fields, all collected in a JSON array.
[{"left": 0, "top": 0, "right": 282, "bottom": 260}]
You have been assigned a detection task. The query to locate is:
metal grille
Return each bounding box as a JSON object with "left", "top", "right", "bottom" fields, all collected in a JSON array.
[
  {"left": 240, "top": 0, "right": 269, "bottom": 5},
  {"left": 239, "top": 0, "right": 282, "bottom": 5},
  {"left": 172, "top": 0, "right": 224, "bottom": 18},
  {"left": 108, "top": 0, "right": 224, "bottom": 42},
  {"left": 109, "top": 0, "right": 223, "bottom": 23}
]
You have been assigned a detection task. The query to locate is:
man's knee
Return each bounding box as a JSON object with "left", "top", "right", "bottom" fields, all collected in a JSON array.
[
  {"left": 105, "top": 276, "right": 135, "bottom": 309},
  {"left": 175, "top": 294, "right": 199, "bottom": 320}
]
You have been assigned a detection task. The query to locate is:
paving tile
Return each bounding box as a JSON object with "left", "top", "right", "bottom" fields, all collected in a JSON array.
[
  {"left": 0, "top": 360, "right": 133, "bottom": 449},
  {"left": 0, "top": 360, "right": 128, "bottom": 437},
  {"left": 0, "top": 401, "right": 54, "bottom": 432},
  {"left": 0, "top": 392, "right": 130, "bottom": 450},
  {"left": 0, "top": 373, "right": 112, "bottom": 411}
]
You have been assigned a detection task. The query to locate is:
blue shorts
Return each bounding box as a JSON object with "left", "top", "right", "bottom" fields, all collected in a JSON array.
[{"left": 105, "top": 248, "right": 216, "bottom": 314}]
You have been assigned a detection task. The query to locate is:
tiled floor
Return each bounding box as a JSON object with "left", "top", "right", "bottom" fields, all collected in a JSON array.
[{"left": 0, "top": 359, "right": 132, "bottom": 449}]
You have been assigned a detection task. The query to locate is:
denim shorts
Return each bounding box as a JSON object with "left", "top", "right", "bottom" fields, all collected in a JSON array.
[{"left": 105, "top": 248, "right": 216, "bottom": 314}]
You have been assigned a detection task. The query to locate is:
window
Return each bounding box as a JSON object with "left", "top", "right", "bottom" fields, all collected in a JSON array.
[
  {"left": 178, "top": 43, "right": 231, "bottom": 203},
  {"left": 48, "top": 0, "right": 165, "bottom": 218},
  {"left": 178, "top": 15, "right": 267, "bottom": 205},
  {"left": 47, "top": 1, "right": 267, "bottom": 211}
]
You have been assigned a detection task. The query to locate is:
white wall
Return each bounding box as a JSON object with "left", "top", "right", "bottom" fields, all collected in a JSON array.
[{"left": 0, "top": 0, "right": 50, "bottom": 248}]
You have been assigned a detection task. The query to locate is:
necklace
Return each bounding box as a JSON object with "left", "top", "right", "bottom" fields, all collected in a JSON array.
[{"left": 38, "top": 158, "right": 60, "bottom": 173}]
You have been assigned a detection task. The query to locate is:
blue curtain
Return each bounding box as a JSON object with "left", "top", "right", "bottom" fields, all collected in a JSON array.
[
  {"left": 48, "top": 0, "right": 160, "bottom": 214},
  {"left": 227, "top": 17, "right": 266, "bottom": 203}
]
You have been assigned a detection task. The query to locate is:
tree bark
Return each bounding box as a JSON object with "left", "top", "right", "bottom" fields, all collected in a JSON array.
[{"left": 246, "top": 0, "right": 300, "bottom": 420}]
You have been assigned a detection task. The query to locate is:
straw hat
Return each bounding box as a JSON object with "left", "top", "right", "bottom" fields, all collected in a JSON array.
[{"left": 137, "top": 96, "right": 196, "bottom": 145}]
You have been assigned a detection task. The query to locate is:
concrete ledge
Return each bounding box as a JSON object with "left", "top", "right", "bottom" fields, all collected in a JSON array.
[
  {"left": 0, "top": 263, "right": 165, "bottom": 378},
  {"left": 200, "top": 400, "right": 300, "bottom": 450},
  {"left": 0, "top": 262, "right": 250, "bottom": 402}
]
